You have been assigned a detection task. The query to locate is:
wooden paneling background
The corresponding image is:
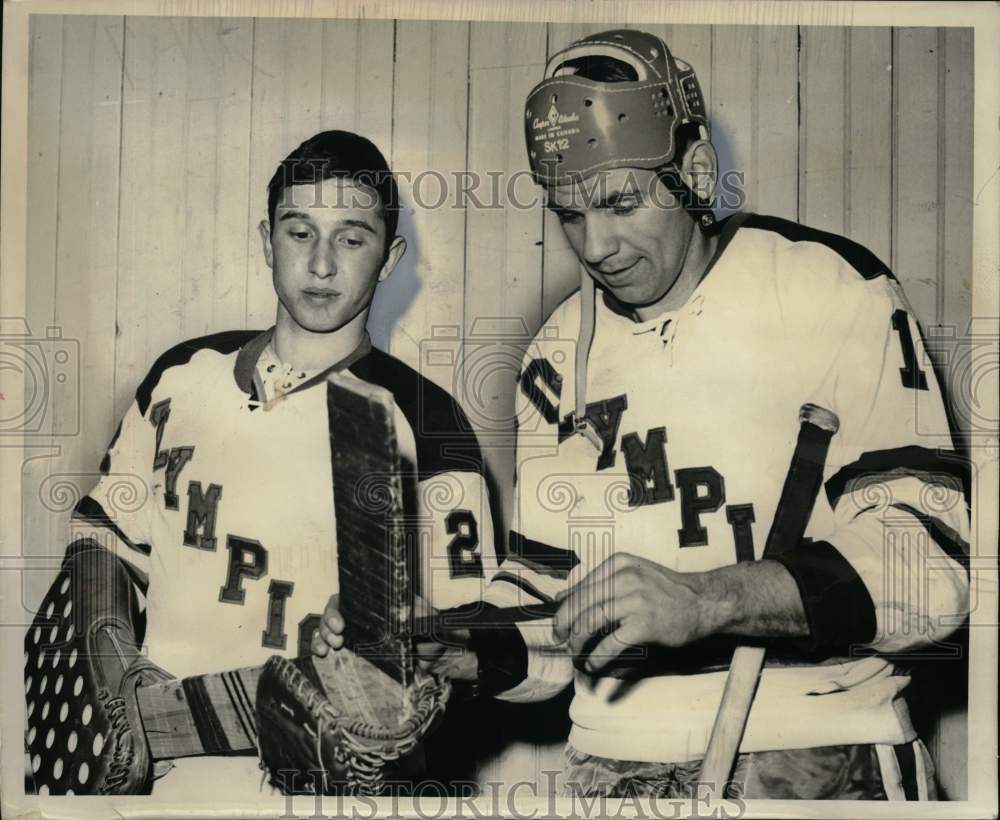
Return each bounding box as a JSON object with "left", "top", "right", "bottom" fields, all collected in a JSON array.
[{"left": 23, "top": 15, "right": 973, "bottom": 798}]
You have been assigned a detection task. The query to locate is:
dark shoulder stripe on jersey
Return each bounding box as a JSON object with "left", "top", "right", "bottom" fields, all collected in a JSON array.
[
  {"left": 507, "top": 529, "right": 579, "bottom": 579},
  {"left": 135, "top": 330, "right": 260, "bottom": 416},
  {"left": 348, "top": 346, "right": 486, "bottom": 478},
  {"left": 742, "top": 213, "right": 895, "bottom": 282},
  {"left": 825, "top": 446, "right": 970, "bottom": 508},
  {"left": 891, "top": 503, "right": 971, "bottom": 575},
  {"left": 72, "top": 496, "right": 152, "bottom": 557}
]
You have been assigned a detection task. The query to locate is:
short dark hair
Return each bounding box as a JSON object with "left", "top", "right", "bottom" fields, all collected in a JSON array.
[
  {"left": 266, "top": 130, "right": 400, "bottom": 246},
  {"left": 560, "top": 54, "right": 639, "bottom": 82}
]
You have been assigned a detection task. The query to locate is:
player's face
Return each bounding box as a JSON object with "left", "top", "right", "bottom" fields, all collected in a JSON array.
[
  {"left": 547, "top": 168, "right": 694, "bottom": 311},
  {"left": 260, "top": 178, "right": 404, "bottom": 334}
]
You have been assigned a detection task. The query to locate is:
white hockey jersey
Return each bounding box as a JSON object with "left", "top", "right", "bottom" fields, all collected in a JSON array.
[
  {"left": 69, "top": 329, "right": 497, "bottom": 795},
  {"left": 485, "top": 213, "right": 970, "bottom": 763}
]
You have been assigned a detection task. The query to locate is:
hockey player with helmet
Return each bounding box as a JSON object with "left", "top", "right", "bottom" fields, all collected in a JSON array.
[{"left": 438, "top": 29, "right": 967, "bottom": 800}]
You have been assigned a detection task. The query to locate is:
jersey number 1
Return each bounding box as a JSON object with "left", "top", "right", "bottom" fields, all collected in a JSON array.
[{"left": 891, "top": 309, "right": 929, "bottom": 391}]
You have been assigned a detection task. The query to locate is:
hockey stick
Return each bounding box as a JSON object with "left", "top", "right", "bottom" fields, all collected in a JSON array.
[
  {"left": 134, "top": 600, "right": 566, "bottom": 760},
  {"left": 698, "top": 403, "right": 839, "bottom": 798},
  {"left": 410, "top": 600, "right": 559, "bottom": 638},
  {"left": 135, "top": 375, "right": 558, "bottom": 761}
]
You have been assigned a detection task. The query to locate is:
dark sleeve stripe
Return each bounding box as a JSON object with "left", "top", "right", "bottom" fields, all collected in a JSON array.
[
  {"left": 135, "top": 330, "right": 258, "bottom": 416},
  {"left": 348, "top": 348, "right": 486, "bottom": 478},
  {"left": 772, "top": 539, "right": 877, "bottom": 654},
  {"left": 825, "top": 446, "right": 970, "bottom": 509},
  {"left": 891, "top": 503, "right": 971, "bottom": 575},
  {"left": 507, "top": 529, "right": 580, "bottom": 580},
  {"left": 72, "top": 496, "right": 152, "bottom": 557},
  {"left": 491, "top": 570, "right": 556, "bottom": 605},
  {"left": 469, "top": 622, "right": 529, "bottom": 696},
  {"left": 742, "top": 213, "right": 895, "bottom": 282}
]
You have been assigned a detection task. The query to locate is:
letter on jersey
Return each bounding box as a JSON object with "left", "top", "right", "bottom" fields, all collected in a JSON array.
[
  {"left": 184, "top": 481, "right": 222, "bottom": 551},
  {"left": 676, "top": 467, "right": 726, "bottom": 547},
  {"left": 163, "top": 447, "right": 194, "bottom": 510},
  {"left": 149, "top": 399, "right": 171, "bottom": 470},
  {"left": 219, "top": 535, "right": 267, "bottom": 604},
  {"left": 726, "top": 503, "right": 756, "bottom": 563},
  {"left": 262, "top": 579, "right": 294, "bottom": 649},
  {"left": 622, "top": 426, "right": 674, "bottom": 507},
  {"left": 520, "top": 358, "right": 563, "bottom": 423},
  {"left": 558, "top": 395, "right": 628, "bottom": 471}
]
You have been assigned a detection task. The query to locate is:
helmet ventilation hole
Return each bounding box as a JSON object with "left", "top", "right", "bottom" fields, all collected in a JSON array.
[
  {"left": 587, "top": 138, "right": 598, "bottom": 149},
  {"left": 584, "top": 98, "right": 593, "bottom": 107},
  {"left": 551, "top": 94, "right": 558, "bottom": 103},
  {"left": 618, "top": 113, "right": 628, "bottom": 123}
]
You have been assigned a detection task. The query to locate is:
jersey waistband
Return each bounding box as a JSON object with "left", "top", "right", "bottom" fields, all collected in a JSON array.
[{"left": 567, "top": 657, "right": 916, "bottom": 763}]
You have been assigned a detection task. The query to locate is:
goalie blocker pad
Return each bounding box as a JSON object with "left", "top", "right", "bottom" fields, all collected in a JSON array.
[{"left": 24, "top": 539, "right": 172, "bottom": 795}]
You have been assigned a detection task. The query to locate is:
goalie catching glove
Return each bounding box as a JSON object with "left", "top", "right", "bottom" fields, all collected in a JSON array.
[{"left": 255, "top": 647, "right": 451, "bottom": 795}]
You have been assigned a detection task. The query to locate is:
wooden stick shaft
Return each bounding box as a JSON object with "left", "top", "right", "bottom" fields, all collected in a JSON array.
[
  {"left": 698, "top": 404, "right": 838, "bottom": 797},
  {"left": 699, "top": 646, "right": 765, "bottom": 790}
]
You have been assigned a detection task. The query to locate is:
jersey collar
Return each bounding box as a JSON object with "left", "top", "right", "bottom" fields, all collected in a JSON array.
[
  {"left": 600, "top": 210, "right": 751, "bottom": 321},
  {"left": 233, "top": 327, "right": 373, "bottom": 401}
]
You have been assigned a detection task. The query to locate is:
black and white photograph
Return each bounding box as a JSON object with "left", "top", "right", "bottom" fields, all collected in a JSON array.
[{"left": 1, "top": 1, "right": 997, "bottom": 818}]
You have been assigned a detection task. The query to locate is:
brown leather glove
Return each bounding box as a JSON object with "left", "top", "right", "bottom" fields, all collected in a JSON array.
[{"left": 255, "top": 648, "right": 450, "bottom": 795}]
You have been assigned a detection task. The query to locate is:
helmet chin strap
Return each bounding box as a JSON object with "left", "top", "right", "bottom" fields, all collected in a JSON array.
[{"left": 573, "top": 270, "right": 603, "bottom": 450}]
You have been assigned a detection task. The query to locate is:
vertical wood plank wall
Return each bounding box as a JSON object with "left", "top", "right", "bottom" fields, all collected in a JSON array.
[{"left": 23, "top": 16, "right": 973, "bottom": 798}]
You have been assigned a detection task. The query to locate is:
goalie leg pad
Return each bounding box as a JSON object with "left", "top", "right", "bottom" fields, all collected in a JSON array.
[{"left": 24, "top": 540, "right": 173, "bottom": 795}]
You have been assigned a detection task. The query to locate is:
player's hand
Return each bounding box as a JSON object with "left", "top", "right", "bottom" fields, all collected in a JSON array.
[
  {"left": 413, "top": 600, "right": 477, "bottom": 681},
  {"left": 553, "top": 552, "right": 721, "bottom": 674},
  {"left": 415, "top": 639, "right": 477, "bottom": 681},
  {"left": 311, "top": 594, "right": 477, "bottom": 680},
  {"left": 311, "top": 594, "right": 345, "bottom": 656}
]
